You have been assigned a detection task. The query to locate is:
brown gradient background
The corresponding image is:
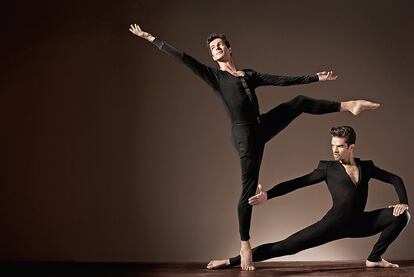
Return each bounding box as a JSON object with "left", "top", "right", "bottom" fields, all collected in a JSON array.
[{"left": 1, "top": 0, "right": 413, "bottom": 262}]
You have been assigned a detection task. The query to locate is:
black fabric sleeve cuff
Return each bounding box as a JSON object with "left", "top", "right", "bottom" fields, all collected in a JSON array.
[{"left": 152, "top": 37, "right": 163, "bottom": 48}]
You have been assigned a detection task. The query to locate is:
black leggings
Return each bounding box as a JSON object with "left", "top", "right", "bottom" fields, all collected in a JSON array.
[
  {"left": 229, "top": 208, "right": 410, "bottom": 265},
  {"left": 231, "top": 95, "right": 340, "bottom": 241}
]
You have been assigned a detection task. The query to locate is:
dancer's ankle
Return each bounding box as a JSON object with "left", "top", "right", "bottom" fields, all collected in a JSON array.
[
  {"left": 340, "top": 101, "right": 352, "bottom": 112},
  {"left": 241, "top": 240, "right": 251, "bottom": 250}
]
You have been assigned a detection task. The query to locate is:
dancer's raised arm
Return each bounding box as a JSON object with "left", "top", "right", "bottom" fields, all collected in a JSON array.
[
  {"left": 253, "top": 70, "right": 337, "bottom": 87},
  {"left": 129, "top": 24, "right": 218, "bottom": 90}
]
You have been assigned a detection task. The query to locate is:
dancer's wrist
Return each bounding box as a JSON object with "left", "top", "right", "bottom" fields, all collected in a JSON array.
[{"left": 145, "top": 33, "right": 155, "bottom": 42}]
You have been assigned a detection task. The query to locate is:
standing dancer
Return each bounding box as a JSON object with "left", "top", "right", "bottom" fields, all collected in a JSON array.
[
  {"left": 207, "top": 126, "right": 409, "bottom": 269},
  {"left": 129, "top": 24, "right": 380, "bottom": 270}
]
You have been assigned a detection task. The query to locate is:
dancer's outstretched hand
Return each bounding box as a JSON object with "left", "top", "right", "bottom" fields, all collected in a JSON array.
[
  {"left": 129, "top": 24, "right": 155, "bottom": 42},
  {"left": 317, "top": 71, "right": 338, "bottom": 81},
  {"left": 248, "top": 184, "right": 268, "bottom": 206},
  {"left": 388, "top": 203, "right": 409, "bottom": 216}
]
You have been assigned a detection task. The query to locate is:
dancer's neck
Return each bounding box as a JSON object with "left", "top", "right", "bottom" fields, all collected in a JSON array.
[
  {"left": 217, "top": 59, "right": 239, "bottom": 74},
  {"left": 340, "top": 156, "right": 356, "bottom": 166}
]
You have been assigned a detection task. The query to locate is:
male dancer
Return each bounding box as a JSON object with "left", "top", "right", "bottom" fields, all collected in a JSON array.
[
  {"left": 129, "top": 24, "right": 380, "bottom": 270},
  {"left": 207, "top": 126, "right": 409, "bottom": 269}
]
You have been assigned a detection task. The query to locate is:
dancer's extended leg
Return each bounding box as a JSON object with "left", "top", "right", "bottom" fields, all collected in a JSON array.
[
  {"left": 208, "top": 218, "right": 343, "bottom": 269},
  {"left": 259, "top": 95, "right": 340, "bottom": 142},
  {"left": 259, "top": 95, "right": 379, "bottom": 143},
  {"left": 230, "top": 218, "right": 343, "bottom": 266}
]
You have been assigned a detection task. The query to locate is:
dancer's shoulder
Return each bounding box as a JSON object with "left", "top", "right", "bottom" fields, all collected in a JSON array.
[
  {"left": 317, "top": 160, "right": 331, "bottom": 169},
  {"left": 358, "top": 158, "right": 375, "bottom": 168},
  {"left": 241, "top": 68, "right": 255, "bottom": 77},
  {"left": 243, "top": 68, "right": 255, "bottom": 73},
  {"left": 318, "top": 159, "right": 333, "bottom": 164}
]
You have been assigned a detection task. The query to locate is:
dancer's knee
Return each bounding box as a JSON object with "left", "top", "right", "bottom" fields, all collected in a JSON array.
[
  {"left": 398, "top": 210, "right": 410, "bottom": 226},
  {"left": 238, "top": 189, "right": 256, "bottom": 210},
  {"left": 239, "top": 179, "right": 259, "bottom": 204},
  {"left": 293, "top": 95, "right": 308, "bottom": 104},
  {"left": 391, "top": 210, "right": 410, "bottom": 228},
  {"left": 290, "top": 95, "right": 311, "bottom": 110},
  {"left": 238, "top": 197, "right": 253, "bottom": 210}
]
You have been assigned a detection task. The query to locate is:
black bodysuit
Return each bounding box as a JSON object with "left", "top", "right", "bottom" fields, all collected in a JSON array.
[
  {"left": 228, "top": 159, "right": 410, "bottom": 265},
  {"left": 152, "top": 38, "right": 340, "bottom": 241}
]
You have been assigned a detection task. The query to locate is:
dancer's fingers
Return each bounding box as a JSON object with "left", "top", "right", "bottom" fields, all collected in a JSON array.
[
  {"left": 394, "top": 204, "right": 407, "bottom": 216},
  {"left": 394, "top": 206, "right": 400, "bottom": 216},
  {"left": 249, "top": 199, "right": 258, "bottom": 206},
  {"left": 395, "top": 206, "right": 401, "bottom": 216}
]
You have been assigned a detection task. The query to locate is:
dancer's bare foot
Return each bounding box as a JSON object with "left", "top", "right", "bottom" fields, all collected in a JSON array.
[
  {"left": 341, "top": 100, "right": 380, "bottom": 116},
  {"left": 240, "top": 241, "right": 255, "bottom": 271},
  {"left": 366, "top": 259, "right": 399, "bottom": 268},
  {"left": 206, "top": 259, "right": 230, "bottom": 270}
]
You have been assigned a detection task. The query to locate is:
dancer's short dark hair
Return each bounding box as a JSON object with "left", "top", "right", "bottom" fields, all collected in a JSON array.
[
  {"left": 330, "top": 126, "right": 356, "bottom": 145},
  {"left": 206, "top": 33, "right": 231, "bottom": 53}
]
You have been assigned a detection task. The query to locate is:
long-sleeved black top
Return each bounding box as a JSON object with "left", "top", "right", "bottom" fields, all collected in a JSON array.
[
  {"left": 152, "top": 38, "right": 319, "bottom": 125},
  {"left": 267, "top": 159, "right": 409, "bottom": 219}
]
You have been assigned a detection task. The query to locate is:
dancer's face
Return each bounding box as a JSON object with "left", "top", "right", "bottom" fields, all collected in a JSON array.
[
  {"left": 209, "top": 38, "right": 232, "bottom": 62},
  {"left": 331, "top": 136, "right": 354, "bottom": 162}
]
